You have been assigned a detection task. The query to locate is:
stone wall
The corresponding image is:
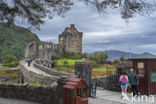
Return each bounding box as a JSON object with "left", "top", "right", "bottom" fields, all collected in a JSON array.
[
  {"left": 33, "top": 59, "right": 73, "bottom": 77},
  {"left": 34, "top": 58, "right": 52, "bottom": 68},
  {"left": 75, "top": 62, "right": 92, "bottom": 87},
  {"left": 0, "top": 78, "right": 67, "bottom": 104}
]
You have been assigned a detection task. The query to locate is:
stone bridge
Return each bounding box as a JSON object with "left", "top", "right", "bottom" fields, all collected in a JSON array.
[
  {"left": 19, "top": 58, "right": 74, "bottom": 85},
  {"left": 0, "top": 58, "right": 74, "bottom": 104}
]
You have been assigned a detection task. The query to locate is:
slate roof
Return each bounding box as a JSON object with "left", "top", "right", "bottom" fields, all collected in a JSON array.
[{"left": 129, "top": 52, "right": 156, "bottom": 60}]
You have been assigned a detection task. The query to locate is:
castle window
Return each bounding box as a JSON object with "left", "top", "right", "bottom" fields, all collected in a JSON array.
[{"left": 72, "top": 40, "right": 75, "bottom": 48}]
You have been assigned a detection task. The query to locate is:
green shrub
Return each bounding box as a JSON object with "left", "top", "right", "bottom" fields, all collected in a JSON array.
[
  {"left": 3, "top": 54, "right": 17, "bottom": 64},
  {"left": 112, "top": 59, "right": 120, "bottom": 64},
  {"left": 51, "top": 60, "right": 57, "bottom": 67},
  {"left": 64, "top": 61, "right": 68, "bottom": 65}
]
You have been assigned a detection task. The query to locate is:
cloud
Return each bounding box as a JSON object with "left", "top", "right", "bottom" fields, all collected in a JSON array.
[
  {"left": 33, "top": 1, "right": 156, "bottom": 54},
  {"left": 135, "top": 44, "right": 156, "bottom": 49}
]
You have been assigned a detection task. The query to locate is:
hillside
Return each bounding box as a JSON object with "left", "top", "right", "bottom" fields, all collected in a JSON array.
[
  {"left": 0, "top": 23, "right": 41, "bottom": 62},
  {"left": 104, "top": 50, "right": 138, "bottom": 60}
]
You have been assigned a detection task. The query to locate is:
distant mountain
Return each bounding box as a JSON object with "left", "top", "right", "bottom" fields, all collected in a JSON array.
[
  {"left": 0, "top": 23, "right": 41, "bottom": 62},
  {"left": 104, "top": 50, "right": 138, "bottom": 60}
]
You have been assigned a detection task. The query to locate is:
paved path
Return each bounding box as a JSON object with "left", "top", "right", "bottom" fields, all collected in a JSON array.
[
  {"left": 0, "top": 97, "right": 40, "bottom": 104},
  {"left": 89, "top": 97, "right": 123, "bottom": 104},
  {"left": 89, "top": 90, "right": 124, "bottom": 104},
  {"left": 22, "top": 61, "right": 52, "bottom": 77},
  {"left": 90, "top": 90, "right": 156, "bottom": 104},
  {"left": 1, "top": 90, "right": 156, "bottom": 104}
]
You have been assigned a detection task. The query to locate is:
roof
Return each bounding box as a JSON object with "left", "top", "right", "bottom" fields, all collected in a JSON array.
[
  {"left": 129, "top": 52, "right": 156, "bottom": 60},
  {"left": 63, "top": 78, "right": 88, "bottom": 90}
]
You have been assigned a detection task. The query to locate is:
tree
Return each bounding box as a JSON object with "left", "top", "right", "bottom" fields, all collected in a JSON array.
[
  {"left": 0, "top": 38, "right": 5, "bottom": 44},
  {"left": 112, "top": 59, "right": 120, "bottom": 64},
  {"left": 3, "top": 54, "right": 17, "bottom": 64},
  {"left": 0, "top": 0, "right": 73, "bottom": 30},
  {"left": 86, "top": 52, "right": 109, "bottom": 64},
  {"left": 0, "top": 0, "right": 155, "bottom": 30},
  {"left": 83, "top": 0, "right": 155, "bottom": 19},
  {"left": 96, "top": 52, "right": 109, "bottom": 64}
]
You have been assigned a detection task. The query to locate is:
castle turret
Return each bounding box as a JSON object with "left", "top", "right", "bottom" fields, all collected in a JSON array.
[{"left": 59, "top": 24, "right": 83, "bottom": 53}]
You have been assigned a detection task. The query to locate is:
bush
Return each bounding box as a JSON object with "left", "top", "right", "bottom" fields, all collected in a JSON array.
[
  {"left": 64, "top": 61, "right": 68, "bottom": 65},
  {"left": 3, "top": 54, "right": 17, "bottom": 64},
  {"left": 51, "top": 60, "right": 57, "bottom": 67},
  {"left": 112, "top": 59, "right": 120, "bottom": 64},
  {"left": 89, "top": 60, "right": 98, "bottom": 68}
]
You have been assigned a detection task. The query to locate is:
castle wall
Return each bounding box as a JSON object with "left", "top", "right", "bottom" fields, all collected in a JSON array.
[
  {"left": 39, "top": 43, "right": 62, "bottom": 59},
  {"left": 65, "top": 35, "right": 82, "bottom": 52}
]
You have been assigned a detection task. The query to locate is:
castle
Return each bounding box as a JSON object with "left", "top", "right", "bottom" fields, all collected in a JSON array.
[{"left": 25, "top": 24, "right": 83, "bottom": 59}]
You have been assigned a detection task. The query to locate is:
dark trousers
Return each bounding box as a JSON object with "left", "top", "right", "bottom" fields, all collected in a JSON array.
[{"left": 131, "top": 85, "right": 138, "bottom": 96}]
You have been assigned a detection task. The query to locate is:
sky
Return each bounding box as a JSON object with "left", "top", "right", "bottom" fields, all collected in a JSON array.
[{"left": 34, "top": 1, "right": 156, "bottom": 54}]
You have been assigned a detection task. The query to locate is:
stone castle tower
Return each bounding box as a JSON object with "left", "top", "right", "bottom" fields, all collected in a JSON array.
[
  {"left": 25, "top": 24, "right": 83, "bottom": 59},
  {"left": 59, "top": 24, "right": 83, "bottom": 53}
]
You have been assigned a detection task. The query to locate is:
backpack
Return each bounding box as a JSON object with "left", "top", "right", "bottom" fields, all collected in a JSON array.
[{"left": 121, "top": 75, "right": 127, "bottom": 82}]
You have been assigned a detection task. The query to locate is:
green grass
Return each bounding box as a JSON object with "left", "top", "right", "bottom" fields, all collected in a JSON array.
[
  {"left": 30, "top": 82, "right": 47, "bottom": 86},
  {"left": 1, "top": 62, "right": 19, "bottom": 68},
  {"left": 93, "top": 66, "right": 116, "bottom": 72},
  {"left": 53, "top": 59, "right": 83, "bottom": 74},
  {"left": 58, "top": 59, "right": 83, "bottom": 66}
]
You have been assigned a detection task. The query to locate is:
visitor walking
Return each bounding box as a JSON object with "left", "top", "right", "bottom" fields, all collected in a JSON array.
[
  {"left": 119, "top": 72, "right": 129, "bottom": 99},
  {"left": 128, "top": 69, "right": 139, "bottom": 97}
]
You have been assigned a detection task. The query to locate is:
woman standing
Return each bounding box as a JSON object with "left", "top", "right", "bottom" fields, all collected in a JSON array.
[{"left": 119, "top": 72, "right": 129, "bottom": 99}]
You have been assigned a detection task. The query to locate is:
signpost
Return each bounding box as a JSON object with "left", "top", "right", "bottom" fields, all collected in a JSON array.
[
  {"left": 151, "top": 72, "right": 156, "bottom": 82},
  {"left": 91, "top": 83, "right": 96, "bottom": 97}
]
